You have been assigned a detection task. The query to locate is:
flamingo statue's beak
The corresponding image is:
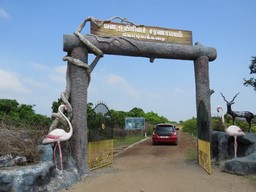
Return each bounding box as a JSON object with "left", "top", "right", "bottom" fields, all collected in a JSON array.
[{"left": 217, "top": 106, "right": 222, "bottom": 113}]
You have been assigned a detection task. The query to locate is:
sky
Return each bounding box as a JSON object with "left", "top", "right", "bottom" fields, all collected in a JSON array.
[{"left": 0, "top": 0, "right": 255, "bottom": 122}]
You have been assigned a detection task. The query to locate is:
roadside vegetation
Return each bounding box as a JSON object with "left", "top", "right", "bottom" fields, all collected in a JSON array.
[
  {"left": 0, "top": 91, "right": 255, "bottom": 165},
  {"left": 0, "top": 98, "right": 177, "bottom": 164},
  {"left": 181, "top": 116, "right": 256, "bottom": 136},
  {"left": 0, "top": 99, "right": 51, "bottom": 163},
  {"left": 0, "top": 99, "right": 51, "bottom": 130}
]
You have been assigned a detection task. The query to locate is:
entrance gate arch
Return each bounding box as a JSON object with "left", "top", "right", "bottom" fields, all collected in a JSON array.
[{"left": 62, "top": 17, "right": 217, "bottom": 176}]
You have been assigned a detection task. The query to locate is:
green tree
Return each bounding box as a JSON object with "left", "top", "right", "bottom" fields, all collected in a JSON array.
[
  {"left": 243, "top": 56, "right": 256, "bottom": 91},
  {"left": 145, "top": 111, "right": 169, "bottom": 124},
  {"left": 0, "top": 99, "right": 51, "bottom": 129},
  {"left": 87, "top": 102, "right": 97, "bottom": 129},
  {"left": 31, "top": 114, "right": 51, "bottom": 129},
  {"left": 51, "top": 98, "right": 63, "bottom": 113},
  {"left": 17, "top": 104, "right": 35, "bottom": 120},
  {"left": 109, "top": 109, "right": 126, "bottom": 129},
  {"left": 127, "top": 107, "right": 145, "bottom": 117},
  {"left": 182, "top": 117, "right": 197, "bottom": 136},
  {"left": 0, "top": 99, "right": 19, "bottom": 114}
]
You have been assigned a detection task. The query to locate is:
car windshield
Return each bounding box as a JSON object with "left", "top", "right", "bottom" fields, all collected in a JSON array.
[{"left": 155, "top": 125, "right": 174, "bottom": 135}]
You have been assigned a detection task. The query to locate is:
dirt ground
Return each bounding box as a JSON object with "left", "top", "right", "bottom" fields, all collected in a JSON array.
[{"left": 63, "top": 132, "right": 256, "bottom": 192}]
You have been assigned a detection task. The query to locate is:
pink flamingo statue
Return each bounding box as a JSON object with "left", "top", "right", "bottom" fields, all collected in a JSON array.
[
  {"left": 217, "top": 106, "right": 245, "bottom": 158},
  {"left": 42, "top": 104, "right": 73, "bottom": 171}
]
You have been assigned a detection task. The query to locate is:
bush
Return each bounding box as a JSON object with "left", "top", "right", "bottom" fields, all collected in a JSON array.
[
  {"left": 211, "top": 117, "right": 225, "bottom": 131},
  {"left": 251, "top": 125, "right": 256, "bottom": 133},
  {"left": 0, "top": 127, "right": 47, "bottom": 164},
  {"left": 182, "top": 118, "right": 197, "bottom": 136}
]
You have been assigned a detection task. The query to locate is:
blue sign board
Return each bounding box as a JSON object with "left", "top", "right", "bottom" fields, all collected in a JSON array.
[{"left": 125, "top": 117, "right": 145, "bottom": 130}]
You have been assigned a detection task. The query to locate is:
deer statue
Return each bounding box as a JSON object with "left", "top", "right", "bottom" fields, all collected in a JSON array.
[{"left": 220, "top": 92, "right": 254, "bottom": 132}]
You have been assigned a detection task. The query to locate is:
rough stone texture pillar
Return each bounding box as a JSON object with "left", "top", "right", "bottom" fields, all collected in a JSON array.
[
  {"left": 69, "top": 47, "right": 88, "bottom": 176},
  {"left": 194, "top": 56, "right": 211, "bottom": 140},
  {"left": 194, "top": 56, "right": 211, "bottom": 119}
]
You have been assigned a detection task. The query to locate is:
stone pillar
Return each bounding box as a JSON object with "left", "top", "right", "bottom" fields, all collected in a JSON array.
[
  {"left": 194, "top": 56, "right": 211, "bottom": 126},
  {"left": 69, "top": 47, "right": 89, "bottom": 176},
  {"left": 194, "top": 55, "right": 212, "bottom": 171}
]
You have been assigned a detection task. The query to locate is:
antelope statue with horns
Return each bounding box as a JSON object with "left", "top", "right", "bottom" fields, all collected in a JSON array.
[{"left": 220, "top": 92, "right": 254, "bottom": 132}]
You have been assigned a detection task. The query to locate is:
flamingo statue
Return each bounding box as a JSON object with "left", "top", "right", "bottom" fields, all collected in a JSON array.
[
  {"left": 42, "top": 104, "right": 73, "bottom": 171},
  {"left": 217, "top": 105, "right": 245, "bottom": 158}
]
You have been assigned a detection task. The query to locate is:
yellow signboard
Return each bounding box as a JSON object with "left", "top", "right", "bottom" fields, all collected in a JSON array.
[
  {"left": 198, "top": 139, "right": 211, "bottom": 174},
  {"left": 91, "top": 20, "right": 192, "bottom": 45},
  {"left": 88, "top": 139, "right": 114, "bottom": 170}
]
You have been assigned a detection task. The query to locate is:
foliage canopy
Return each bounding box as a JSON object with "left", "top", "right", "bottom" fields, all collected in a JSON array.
[
  {"left": 244, "top": 56, "right": 256, "bottom": 91},
  {"left": 0, "top": 99, "right": 51, "bottom": 129}
]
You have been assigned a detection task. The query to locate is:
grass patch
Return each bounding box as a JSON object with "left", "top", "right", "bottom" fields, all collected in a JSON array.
[
  {"left": 114, "top": 135, "right": 145, "bottom": 147},
  {"left": 186, "top": 148, "right": 197, "bottom": 161},
  {"left": 245, "top": 175, "right": 256, "bottom": 187}
]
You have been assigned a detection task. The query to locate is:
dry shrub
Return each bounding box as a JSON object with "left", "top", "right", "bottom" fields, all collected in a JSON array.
[{"left": 0, "top": 126, "right": 47, "bottom": 164}]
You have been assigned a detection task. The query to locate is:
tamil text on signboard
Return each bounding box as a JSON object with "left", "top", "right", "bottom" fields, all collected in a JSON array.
[
  {"left": 198, "top": 139, "right": 211, "bottom": 174},
  {"left": 91, "top": 20, "right": 192, "bottom": 45}
]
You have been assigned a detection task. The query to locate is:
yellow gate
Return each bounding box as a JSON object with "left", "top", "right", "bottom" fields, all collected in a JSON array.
[{"left": 88, "top": 139, "right": 114, "bottom": 170}]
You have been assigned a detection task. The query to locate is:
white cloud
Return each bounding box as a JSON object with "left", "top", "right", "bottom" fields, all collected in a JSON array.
[
  {"left": 31, "top": 63, "right": 66, "bottom": 84},
  {"left": 106, "top": 74, "right": 140, "bottom": 98},
  {"left": 49, "top": 65, "right": 66, "bottom": 83},
  {"left": 0, "top": 8, "right": 10, "bottom": 19},
  {"left": 31, "top": 63, "right": 49, "bottom": 72},
  {"left": 144, "top": 92, "right": 162, "bottom": 100},
  {"left": 54, "top": 65, "right": 66, "bottom": 74},
  {"left": 0, "top": 69, "right": 31, "bottom": 95},
  {"left": 23, "top": 77, "right": 47, "bottom": 89}
]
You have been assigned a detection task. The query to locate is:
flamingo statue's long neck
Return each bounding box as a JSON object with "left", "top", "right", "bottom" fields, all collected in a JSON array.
[
  {"left": 58, "top": 105, "right": 73, "bottom": 140},
  {"left": 218, "top": 106, "right": 227, "bottom": 129}
]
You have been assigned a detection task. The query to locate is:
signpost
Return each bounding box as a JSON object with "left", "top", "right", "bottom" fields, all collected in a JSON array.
[
  {"left": 125, "top": 117, "right": 145, "bottom": 130},
  {"left": 91, "top": 20, "right": 192, "bottom": 45}
]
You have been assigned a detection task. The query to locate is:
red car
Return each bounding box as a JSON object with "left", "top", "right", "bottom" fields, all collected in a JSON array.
[{"left": 152, "top": 123, "right": 179, "bottom": 145}]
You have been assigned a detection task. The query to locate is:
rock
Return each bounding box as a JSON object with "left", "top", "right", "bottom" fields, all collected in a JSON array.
[
  {"left": 224, "top": 152, "right": 256, "bottom": 175},
  {"left": 37, "top": 144, "right": 53, "bottom": 162},
  {"left": 0, "top": 155, "right": 27, "bottom": 167},
  {"left": 211, "top": 131, "right": 229, "bottom": 161},
  {"left": 237, "top": 133, "right": 255, "bottom": 145},
  {"left": 212, "top": 131, "right": 256, "bottom": 175},
  {"left": 0, "top": 171, "right": 14, "bottom": 191},
  {"left": 0, "top": 162, "right": 53, "bottom": 192},
  {"left": 0, "top": 144, "right": 80, "bottom": 192},
  {"left": 14, "top": 156, "right": 27, "bottom": 166}
]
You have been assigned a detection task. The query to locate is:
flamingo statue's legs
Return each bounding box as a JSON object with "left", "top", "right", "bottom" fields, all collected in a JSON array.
[
  {"left": 53, "top": 143, "right": 57, "bottom": 168},
  {"left": 234, "top": 136, "right": 238, "bottom": 159},
  {"left": 53, "top": 141, "right": 63, "bottom": 171}
]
